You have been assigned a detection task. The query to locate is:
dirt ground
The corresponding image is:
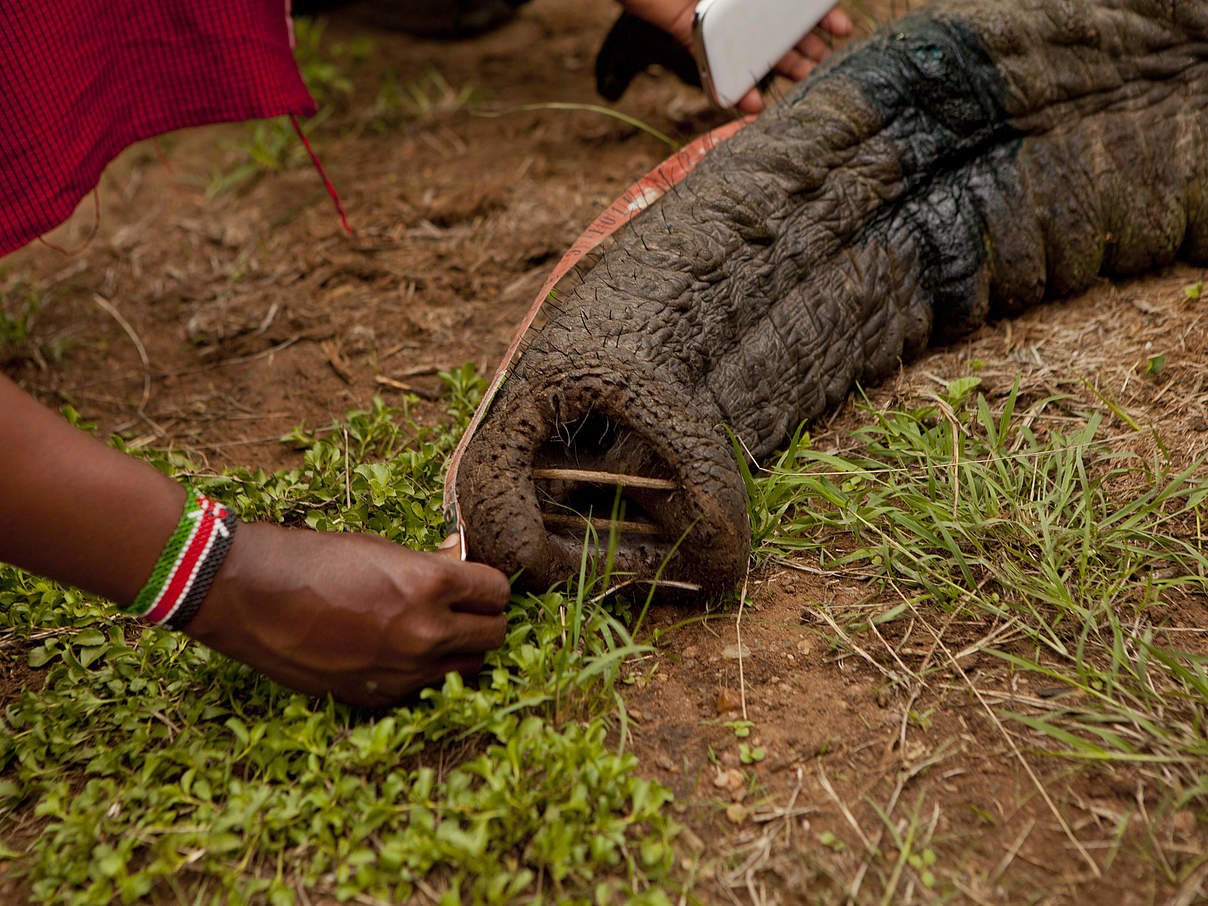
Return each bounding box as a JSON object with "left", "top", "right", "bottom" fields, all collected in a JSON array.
[{"left": 3, "top": 1, "right": 1208, "bottom": 903}]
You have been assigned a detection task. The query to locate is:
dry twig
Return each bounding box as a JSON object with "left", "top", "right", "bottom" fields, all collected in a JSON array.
[
  {"left": 531, "top": 468, "right": 676, "bottom": 490},
  {"left": 93, "top": 293, "right": 151, "bottom": 428},
  {"left": 887, "top": 578, "right": 1102, "bottom": 878}
]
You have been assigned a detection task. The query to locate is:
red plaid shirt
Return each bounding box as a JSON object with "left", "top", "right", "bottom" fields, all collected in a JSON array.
[{"left": 0, "top": 1, "right": 315, "bottom": 256}]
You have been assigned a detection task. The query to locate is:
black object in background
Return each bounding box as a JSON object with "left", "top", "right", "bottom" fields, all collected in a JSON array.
[
  {"left": 291, "top": 0, "right": 532, "bottom": 39},
  {"left": 595, "top": 11, "right": 702, "bottom": 102}
]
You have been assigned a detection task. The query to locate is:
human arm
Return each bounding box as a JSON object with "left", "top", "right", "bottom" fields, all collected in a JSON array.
[
  {"left": 0, "top": 373, "right": 509, "bottom": 707},
  {"left": 615, "top": 0, "right": 852, "bottom": 112}
]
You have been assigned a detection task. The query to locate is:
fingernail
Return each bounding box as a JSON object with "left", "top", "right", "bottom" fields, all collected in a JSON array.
[{"left": 438, "top": 534, "right": 460, "bottom": 550}]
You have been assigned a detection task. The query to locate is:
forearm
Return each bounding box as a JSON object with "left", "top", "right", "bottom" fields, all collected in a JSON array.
[
  {"left": 0, "top": 372, "right": 513, "bottom": 705},
  {"left": 0, "top": 372, "right": 184, "bottom": 607}
]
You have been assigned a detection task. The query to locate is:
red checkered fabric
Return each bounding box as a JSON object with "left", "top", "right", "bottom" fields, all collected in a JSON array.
[{"left": 0, "top": 1, "right": 316, "bottom": 256}]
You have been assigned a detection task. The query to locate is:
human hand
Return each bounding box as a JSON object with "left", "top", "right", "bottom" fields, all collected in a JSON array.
[
  {"left": 616, "top": 0, "right": 852, "bottom": 112},
  {"left": 184, "top": 523, "right": 510, "bottom": 707}
]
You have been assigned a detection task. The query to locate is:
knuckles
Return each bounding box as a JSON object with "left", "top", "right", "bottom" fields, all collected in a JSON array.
[{"left": 389, "top": 612, "right": 450, "bottom": 659}]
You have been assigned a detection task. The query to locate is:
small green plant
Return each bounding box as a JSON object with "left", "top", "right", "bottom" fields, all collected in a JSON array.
[
  {"left": 1185, "top": 281, "right": 1203, "bottom": 301},
  {"left": 292, "top": 18, "right": 359, "bottom": 103},
  {"left": 0, "top": 280, "right": 43, "bottom": 366},
  {"left": 292, "top": 18, "right": 367, "bottom": 103},
  {"left": 1145, "top": 353, "right": 1167, "bottom": 377},
  {"left": 738, "top": 743, "right": 766, "bottom": 764},
  {"left": 0, "top": 280, "right": 68, "bottom": 366},
  {"left": 907, "top": 848, "right": 938, "bottom": 888},
  {"left": 942, "top": 375, "right": 981, "bottom": 407},
  {"left": 438, "top": 362, "right": 489, "bottom": 424},
  {"left": 723, "top": 720, "right": 754, "bottom": 738},
  {"left": 818, "top": 831, "right": 844, "bottom": 851},
  {"left": 481, "top": 102, "right": 679, "bottom": 150},
  {"left": 372, "top": 64, "right": 485, "bottom": 130},
  {"left": 967, "top": 803, "right": 996, "bottom": 826},
  {"left": 0, "top": 282, "right": 37, "bottom": 346}
]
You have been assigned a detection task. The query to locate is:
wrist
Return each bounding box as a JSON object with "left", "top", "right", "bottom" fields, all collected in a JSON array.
[
  {"left": 125, "top": 487, "right": 239, "bottom": 631},
  {"left": 179, "top": 519, "right": 261, "bottom": 642},
  {"left": 177, "top": 522, "right": 336, "bottom": 689}
]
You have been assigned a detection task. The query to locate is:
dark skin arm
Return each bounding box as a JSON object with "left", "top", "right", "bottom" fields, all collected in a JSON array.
[{"left": 0, "top": 373, "right": 510, "bottom": 707}]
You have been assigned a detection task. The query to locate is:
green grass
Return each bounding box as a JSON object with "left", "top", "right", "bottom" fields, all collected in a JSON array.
[
  {"left": 6, "top": 365, "right": 1208, "bottom": 903},
  {"left": 371, "top": 64, "right": 489, "bottom": 132},
  {"left": 744, "top": 376, "right": 1208, "bottom": 890},
  {"left": 0, "top": 371, "right": 677, "bottom": 906},
  {"left": 0, "top": 280, "right": 38, "bottom": 350},
  {"left": 0, "top": 277, "right": 72, "bottom": 369},
  {"left": 475, "top": 104, "right": 680, "bottom": 151}
]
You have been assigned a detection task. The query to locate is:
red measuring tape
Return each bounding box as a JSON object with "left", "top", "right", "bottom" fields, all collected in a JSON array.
[{"left": 442, "top": 116, "right": 753, "bottom": 554}]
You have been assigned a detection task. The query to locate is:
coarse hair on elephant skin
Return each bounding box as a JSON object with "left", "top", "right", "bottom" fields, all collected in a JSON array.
[{"left": 455, "top": 0, "right": 1208, "bottom": 597}]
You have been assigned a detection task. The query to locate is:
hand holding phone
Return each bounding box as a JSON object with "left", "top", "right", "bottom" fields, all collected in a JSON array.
[{"left": 692, "top": 0, "right": 842, "bottom": 109}]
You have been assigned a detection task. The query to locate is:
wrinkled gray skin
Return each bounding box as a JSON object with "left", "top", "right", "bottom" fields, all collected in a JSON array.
[{"left": 457, "top": 0, "right": 1208, "bottom": 595}]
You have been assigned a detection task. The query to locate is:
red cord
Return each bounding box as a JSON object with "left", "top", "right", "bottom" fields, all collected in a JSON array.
[
  {"left": 290, "top": 114, "right": 353, "bottom": 238},
  {"left": 38, "top": 187, "right": 101, "bottom": 255},
  {"left": 151, "top": 137, "right": 174, "bottom": 173}
]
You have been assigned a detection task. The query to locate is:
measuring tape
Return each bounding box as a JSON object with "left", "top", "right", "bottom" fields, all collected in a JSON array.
[{"left": 442, "top": 116, "right": 754, "bottom": 556}]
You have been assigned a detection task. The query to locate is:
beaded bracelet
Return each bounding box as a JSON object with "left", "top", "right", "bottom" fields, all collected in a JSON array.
[{"left": 126, "top": 487, "right": 238, "bottom": 631}]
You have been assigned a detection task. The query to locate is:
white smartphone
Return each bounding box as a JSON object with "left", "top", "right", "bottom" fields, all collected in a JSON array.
[{"left": 692, "top": 0, "right": 836, "bottom": 108}]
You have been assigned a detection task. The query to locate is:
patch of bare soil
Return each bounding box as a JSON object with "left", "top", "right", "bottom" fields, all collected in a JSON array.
[
  {"left": 3, "top": 1, "right": 1207, "bottom": 903},
  {"left": 630, "top": 560, "right": 1208, "bottom": 904}
]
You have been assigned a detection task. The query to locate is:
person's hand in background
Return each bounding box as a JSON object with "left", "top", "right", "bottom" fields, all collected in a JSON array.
[{"left": 617, "top": 0, "right": 852, "bottom": 112}]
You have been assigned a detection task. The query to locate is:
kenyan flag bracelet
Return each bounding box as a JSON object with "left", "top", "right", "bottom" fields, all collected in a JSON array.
[{"left": 126, "top": 487, "right": 238, "bottom": 630}]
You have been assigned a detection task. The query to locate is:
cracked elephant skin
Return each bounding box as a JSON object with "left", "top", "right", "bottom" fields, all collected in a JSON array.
[{"left": 455, "top": 0, "right": 1208, "bottom": 596}]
